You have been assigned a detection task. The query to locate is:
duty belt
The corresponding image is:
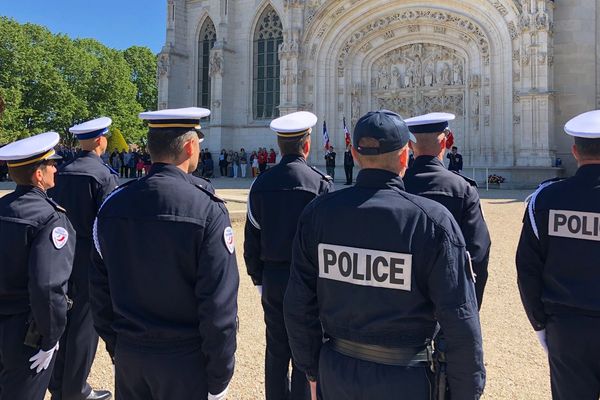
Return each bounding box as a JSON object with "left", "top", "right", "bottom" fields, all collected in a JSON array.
[{"left": 329, "top": 338, "right": 432, "bottom": 367}]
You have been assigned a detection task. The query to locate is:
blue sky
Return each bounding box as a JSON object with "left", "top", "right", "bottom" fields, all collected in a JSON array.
[{"left": 0, "top": 0, "right": 166, "bottom": 53}]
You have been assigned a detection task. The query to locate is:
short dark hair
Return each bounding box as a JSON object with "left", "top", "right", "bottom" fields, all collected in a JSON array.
[
  {"left": 277, "top": 134, "right": 309, "bottom": 156},
  {"left": 147, "top": 128, "right": 197, "bottom": 160},
  {"left": 9, "top": 161, "right": 48, "bottom": 185},
  {"left": 575, "top": 137, "right": 600, "bottom": 159},
  {"left": 452, "top": 146, "right": 458, "bottom": 150}
]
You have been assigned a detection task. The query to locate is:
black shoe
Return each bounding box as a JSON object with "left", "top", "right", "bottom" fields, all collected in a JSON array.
[{"left": 86, "top": 390, "right": 112, "bottom": 400}]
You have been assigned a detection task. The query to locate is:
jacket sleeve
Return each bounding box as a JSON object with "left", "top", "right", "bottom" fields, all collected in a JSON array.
[
  {"left": 195, "top": 205, "right": 239, "bottom": 395},
  {"left": 28, "top": 214, "right": 74, "bottom": 350},
  {"left": 89, "top": 216, "right": 117, "bottom": 358},
  {"left": 244, "top": 189, "right": 264, "bottom": 285},
  {"left": 429, "top": 228, "right": 485, "bottom": 399},
  {"left": 461, "top": 187, "right": 491, "bottom": 308},
  {"left": 283, "top": 206, "right": 322, "bottom": 378},
  {"left": 515, "top": 209, "right": 547, "bottom": 331}
]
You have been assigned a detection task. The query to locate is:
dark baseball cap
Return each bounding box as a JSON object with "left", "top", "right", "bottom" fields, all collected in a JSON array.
[{"left": 353, "top": 110, "right": 416, "bottom": 155}]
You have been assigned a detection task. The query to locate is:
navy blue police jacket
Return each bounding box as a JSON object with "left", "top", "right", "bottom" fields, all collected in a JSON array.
[
  {"left": 0, "top": 186, "right": 75, "bottom": 350},
  {"left": 404, "top": 156, "right": 491, "bottom": 307},
  {"left": 244, "top": 154, "right": 333, "bottom": 285},
  {"left": 49, "top": 151, "right": 119, "bottom": 298},
  {"left": 284, "top": 169, "right": 485, "bottom": 399},
  {"left": 91, "top": 163, "right": 239, "bottom": 394},
  {"left": 516, "top": 164, "right": 600, "bottom": 331}
]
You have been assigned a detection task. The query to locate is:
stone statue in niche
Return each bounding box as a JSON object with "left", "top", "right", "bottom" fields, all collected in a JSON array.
[
  {"left": 351, "top": 89, "right": 361, "bottom": 121},
  {"left": 209, "top": 52, "right": 223, "bottom": 77},
  {"left": 453, "top": 61, "right": 463, "bottom": 85},
  {"left": 404, "top": 64, "right": 415, "bottom": 88},
  {"left": 424, "top": 62, "right": 435, "bottom": 87},
  {"left": 158, "top": 53, "right": 170, "bottom": 77},
  {"left": 391, "top": 67, "right": 400, "bottom": 89},
  {"left": 472, "top": 90, "right": 480, "bottom": 116},
  {"left": 439, "top": 63, "right": 451, "bottom": 85}
]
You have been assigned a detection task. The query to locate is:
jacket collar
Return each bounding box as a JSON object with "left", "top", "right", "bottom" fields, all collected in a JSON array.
[
  {"left": 14, "top": 185, "right": 47, "bottom": 197},
  {"left": 280, "top": 154, "right": 306, "bottom": 165},
  {"left": 355, "top": 168, "right": 405, "bottom": 190},
  {"left": 412, "top": 155, "right": 445, "bottom": 169},
  {"left": 575, "top": 164, "right": 600, "bottom": 181},
  {"left": 148, "top": 163, "right": 194, "bottom": 183}
]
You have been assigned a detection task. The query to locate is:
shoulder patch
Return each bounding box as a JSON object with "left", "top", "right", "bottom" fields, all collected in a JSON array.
[
  {"left": 310, "top": 165, "right": 333, "bottom": 182},
  {"left": 195, "top": 184, "right": 225, "bottom": 203},
  {"left": 451, "top": 170, "right": 478, "bottom": 187},
  {"left": 52, "top": 227, "right": 69, "bottom": 249}
]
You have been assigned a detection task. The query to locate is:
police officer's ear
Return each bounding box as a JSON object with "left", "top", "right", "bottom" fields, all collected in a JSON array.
[
  {"left": 303, "top": 134, "right": 311, "bottom": 157},
  {"left": 571, "top": 143, "right": 579, "bottom": 162},
  {"left": 399, "top": 146, "right": 409, "bottom": 169}
]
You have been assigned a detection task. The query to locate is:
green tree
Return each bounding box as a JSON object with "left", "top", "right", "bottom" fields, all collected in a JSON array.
[
  {"left": 107, "top": 127, "right": 129, "bottom": 153},
  {"left": 123, "top": 46, "right": 158, "bottom": 112},
  {"left": 0, "top": 17, "right": 154, "bottom": 145}
]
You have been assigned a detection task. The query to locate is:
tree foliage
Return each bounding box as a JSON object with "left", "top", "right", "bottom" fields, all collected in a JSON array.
[
  {"left": 107, "top": 127, "right": 129, "bottom": 153},
  {"left": 0, "top": 17, "right": 157, "bottom": 145}
]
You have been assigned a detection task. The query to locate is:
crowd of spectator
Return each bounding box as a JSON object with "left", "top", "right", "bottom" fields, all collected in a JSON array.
[
  {"left": 0, "top": 144, "right": 284, "bottom": 182},
  {"left": 215, "top": 147, "right": 278, "bottom": 178},
  {"left": 106, "top": 149, "right": 152, "bottom": 178}
]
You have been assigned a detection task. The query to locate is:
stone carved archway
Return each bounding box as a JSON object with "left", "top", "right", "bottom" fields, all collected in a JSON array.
[{"left": 299, "top": 0, "right": 554, "bottom": 170}]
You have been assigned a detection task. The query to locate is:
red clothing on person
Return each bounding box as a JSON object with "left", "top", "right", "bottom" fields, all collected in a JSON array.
[{"left": 268, "top": 151, "right": 276, "bottom": 164}]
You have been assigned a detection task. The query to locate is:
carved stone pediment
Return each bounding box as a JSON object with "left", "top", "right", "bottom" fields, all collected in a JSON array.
[{"left": 371, "top": 44, "right": 466, "bottom": 117}]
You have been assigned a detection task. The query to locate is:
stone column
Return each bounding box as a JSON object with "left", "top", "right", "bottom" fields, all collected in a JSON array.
[
  {"left": 279, "top": 1, "right": 305, "bottom": 116},
  {"left": 515, "top": 0, "right": 555, "bottom": 167},
  {"left": 157, "top": 0, "right": 189, "bottom": 109}
]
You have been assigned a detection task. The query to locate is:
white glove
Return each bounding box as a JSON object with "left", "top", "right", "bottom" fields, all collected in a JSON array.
[
  {"left": 208, "top": 386, "right": 228, "bottom": 400},
  {"left": 29, "top": 342, "right": 59, "bottom": 373},
  {"left": 256, "top": 285, "right": 263, "bottom": 296},
  {"left": 535, "top": 329, "right": 548, "bottom": 354}
]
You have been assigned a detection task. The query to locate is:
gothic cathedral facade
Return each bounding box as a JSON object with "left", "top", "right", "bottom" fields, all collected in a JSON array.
[{"left": 159, "top": 0, "right": 599, "bottom": 184}]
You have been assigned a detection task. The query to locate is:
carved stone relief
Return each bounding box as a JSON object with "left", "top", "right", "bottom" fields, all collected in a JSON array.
[
  {"left": 332, "top": 9, "right": 490, "bottom": 72},
  {"left": 208, "top": 51, "right": 223, "bottom": 77},
  {"left": 371, "top": 44, "right": 466, "bottom": 117}
]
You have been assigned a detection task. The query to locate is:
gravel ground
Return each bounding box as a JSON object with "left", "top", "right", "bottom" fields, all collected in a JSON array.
[{"left": 32, "top": 188, "right": 550, "bottom": 399}]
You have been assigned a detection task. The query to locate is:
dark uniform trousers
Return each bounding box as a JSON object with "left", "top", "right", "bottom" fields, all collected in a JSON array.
[
  {"left": 0, "top": 313, "right": 57, "bottom": 400},
  {"left": 49, "top": 289, "right": 97, "bottom": 400},
  {"left": 546, "top": 314, "right": 600, "bottom": 400},
  {"left": 262, "top": 266, "right": 309, "bottom": 400},
  {"left": 317, "top": 344, "right": 431, "bottom": 400},
  {"left": 114, "top": 339, "right": 209, "bottom": 400}
]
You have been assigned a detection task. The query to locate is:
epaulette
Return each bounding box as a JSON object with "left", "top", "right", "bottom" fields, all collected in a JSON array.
[
  {"left": 109, "top": 177, "right": 136, "bottom": 194},
  {"left": 539, "top": 177, "right": 564, "bottom": 186},
  {"left": 310, "top": 165, "right": 333, "bottom": 182},
  {"left": 195, "top": 184, "right": 225, "bottom": 203},
  {"left": 451, "top": 170, "right": 478, "bottom": 187},
  {"left": 46, "top": 197, "right": 67, "bottom": 213},
  {"left": 525, "top": 177, "right": 563, "bottom": 240},
  {"left": 103, "top": 163, "right": 119, "bottom": 176}
]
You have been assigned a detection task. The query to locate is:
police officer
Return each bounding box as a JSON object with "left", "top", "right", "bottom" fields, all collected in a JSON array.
[
  {"left": 49, "top": 117, "right": 117, "bottom": 400},
  {"left": 0, "top": 132, "right": 74, "bottom": 400},
  {"left": 91, "top": 107, "right": 239, "bottom": 400},
  {"left": 244, "top": 111, "right": 333, "bottom": 400},
  {"left": 284, "top": 110, "right": 485, "bottom": 400},
  {"left": 403, "top": 113, "right": 491, "bottom": 308},
  {"left": 516, "top": 110, "right": 600, "bottom": 400}
]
